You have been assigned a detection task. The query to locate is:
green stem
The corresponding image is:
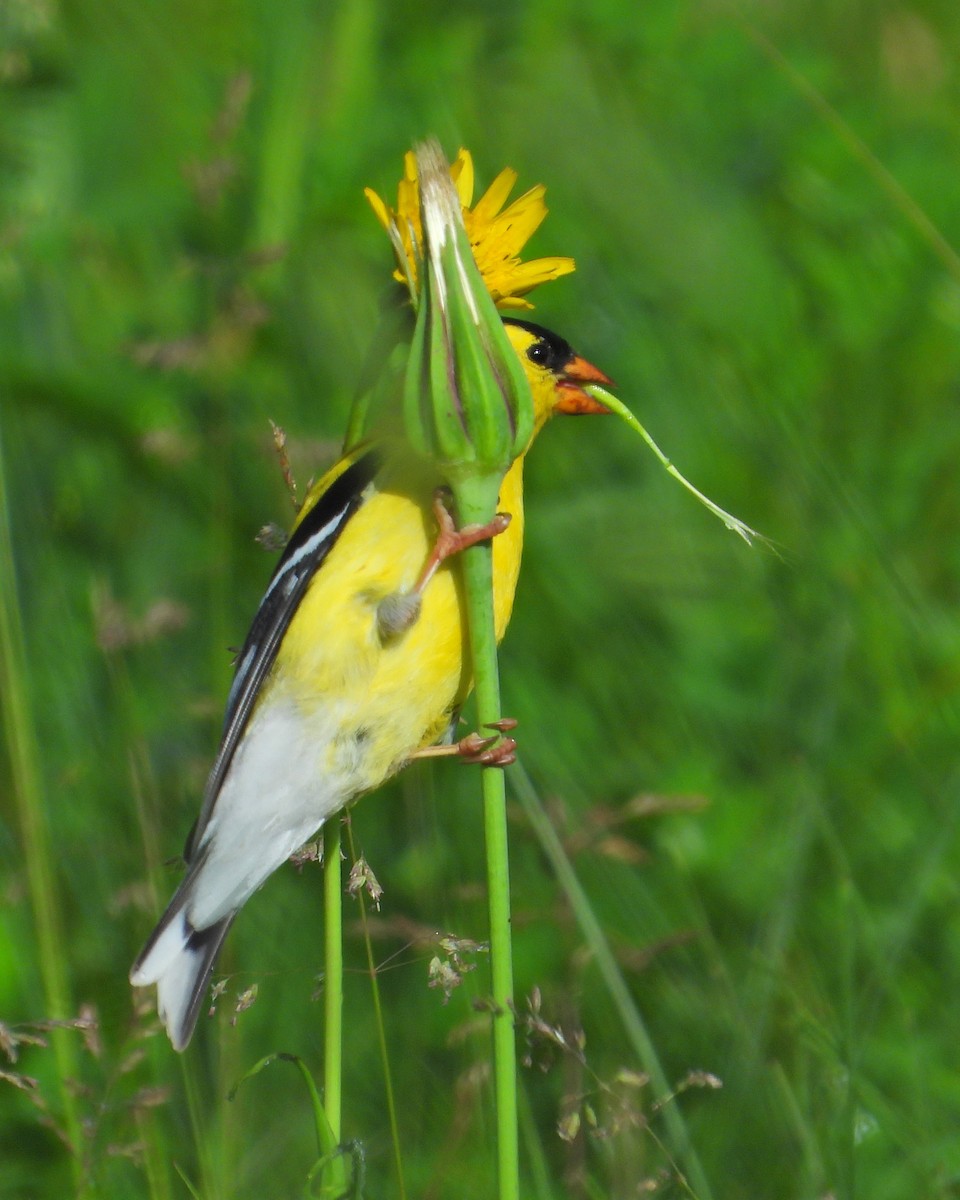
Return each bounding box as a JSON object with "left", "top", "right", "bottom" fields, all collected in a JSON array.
[
  {"left": 0, "top": 420, "right": 87, "bottom": 1193},
  {"left": 323, "top": 817, "right": 344, "bottom": 1143},
  {"left": 455, "top": 484, "right": 520, "bottom": 1200},
  {"left": 181, "top": 1060, "right": 223, "bottom": 1200},
  {"left": 136, "top": 1108, "right": 174, "bottom": 1200},
  {"left": 344, "top": 822, "right": 407, "bottom": 1200},
  {"left": 517, "top": 1079, "right": 553, "bottom": 1200},
  {"left": 511, "top": 765, "right": 714, "bottom": 1200}
]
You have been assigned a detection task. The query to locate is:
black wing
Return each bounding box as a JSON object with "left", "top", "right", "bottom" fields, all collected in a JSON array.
[{"left": 185, "top": 447, "right": 382, "bottom": 861}]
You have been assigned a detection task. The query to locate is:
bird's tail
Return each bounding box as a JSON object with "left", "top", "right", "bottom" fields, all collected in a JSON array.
[{"left": 130, "top": 890, "right": 235, "bottom": 1052}]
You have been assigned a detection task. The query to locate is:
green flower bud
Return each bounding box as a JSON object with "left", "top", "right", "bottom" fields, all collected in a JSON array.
[{"left": 402, "top": 140, "right": 534, "bottom": 522}]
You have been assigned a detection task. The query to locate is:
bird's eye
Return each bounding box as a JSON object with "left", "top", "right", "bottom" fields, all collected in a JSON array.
[{"left": 526, "top": 340, "right": 551, "bottom": 366}]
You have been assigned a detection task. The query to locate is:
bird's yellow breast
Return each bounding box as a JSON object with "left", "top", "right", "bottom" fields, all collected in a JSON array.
[{"left": 267, "top": 455, "right": 525, "bottom": 795}]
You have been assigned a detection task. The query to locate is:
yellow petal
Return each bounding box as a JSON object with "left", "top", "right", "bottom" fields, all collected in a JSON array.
[
  {"left": 450, "top": 148, "right": 475, "bottom": 207},
  {"left": 496, "top": 295, "right": 535, "bottom": 310},
  {"left": 508, "top": 256, "right": 576, "bottom": 291},
  {"left": 366, "top": 146, "right": 575, "bottom": 308},
  {"left": 471, "top": 167, "right": 519, "bottom": 224},
  {"left": 491, "top": 186, "right": 549, "bottom": 248},
  {"left": 363, "top": 187, "right": 390, "bottom": 231}
]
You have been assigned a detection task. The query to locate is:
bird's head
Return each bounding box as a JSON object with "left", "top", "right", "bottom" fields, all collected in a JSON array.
[{"left": 503, "top": 319, "right": 614, "bottom": 446}]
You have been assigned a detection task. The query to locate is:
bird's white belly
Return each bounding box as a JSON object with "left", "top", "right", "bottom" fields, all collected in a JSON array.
[{"left": 188, "top": 693, "right": 354, "bottom": 927}]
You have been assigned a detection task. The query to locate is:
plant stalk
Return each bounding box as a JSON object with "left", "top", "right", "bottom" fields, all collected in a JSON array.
[
  {"left": 344, "top": 821, "right": 407, "bottom": 1200},
  {"left": 512, "top": 765, "right": 714, "bottom": 1200},
  {"left": 455, "top": 492, "right": 520, "bottom": 1200},
  {"left": 323, "top": 817, "right": 344, "bottom": 1142}
]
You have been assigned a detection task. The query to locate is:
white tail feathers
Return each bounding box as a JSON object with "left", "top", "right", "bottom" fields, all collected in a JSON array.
[
  {"left": 129, "top": 686, "right": 354, "bottom": 1050},
  {"left": 130, "top": 900, "right": 234, "bottom": 1052}
]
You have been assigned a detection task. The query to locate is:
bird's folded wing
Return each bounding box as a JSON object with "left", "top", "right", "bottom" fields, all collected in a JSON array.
[{"left": 185, "top": 446, "right": 382, "bottom": 860}]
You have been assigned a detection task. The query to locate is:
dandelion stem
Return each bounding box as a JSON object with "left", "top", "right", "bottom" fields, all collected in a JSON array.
[{"left": 455, "top": 486, "right": 520, "bottom": 1200}]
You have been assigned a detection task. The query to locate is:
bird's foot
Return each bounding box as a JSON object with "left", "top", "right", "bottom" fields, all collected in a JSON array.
[
  {"left": 411, "top": 718, "right": 518, "bottom": 768},
  {"left": 376, "top": 490, "right": 511, "bottom": 640},
  {"left": 414, "top": 489, "right": 511, "bottom": 594}
]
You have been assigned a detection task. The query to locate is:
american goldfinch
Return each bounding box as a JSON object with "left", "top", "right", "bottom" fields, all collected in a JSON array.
[{"left": 130, "top": 318, "right": 613, "bottom": 1050}]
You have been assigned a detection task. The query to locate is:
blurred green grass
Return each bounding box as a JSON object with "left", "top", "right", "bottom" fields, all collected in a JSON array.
[{"left": 4, "top": 0, "right": 960, "bottom": 1196}]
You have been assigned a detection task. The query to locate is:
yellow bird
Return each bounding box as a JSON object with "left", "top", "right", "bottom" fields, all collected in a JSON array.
[{"left": 130, "top": 318, "right": 613, "bottom": 1050}]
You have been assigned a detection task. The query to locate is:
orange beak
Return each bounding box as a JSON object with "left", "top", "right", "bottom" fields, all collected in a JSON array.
[{"left": 553, "top": 354, "right": 616, "bottom": 415}]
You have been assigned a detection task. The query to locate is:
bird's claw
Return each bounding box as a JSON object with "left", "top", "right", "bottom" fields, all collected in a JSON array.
[
  {"left": 456, "top": 720, "right": 518, "bottom": 768},
  {"left": 484, "top": 717, "right": 519, "bottom": 734},
  {"left": 412, "top": 490, "right": 512, "bottom": 596},
  {"left": 408, "top": 717, "right": 518, "bottom": 767}
]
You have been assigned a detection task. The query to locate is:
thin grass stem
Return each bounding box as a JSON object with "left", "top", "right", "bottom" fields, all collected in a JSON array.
[
  {"left": 344, "top": 821, "right": 407, "bottom": 1200},
  {"left": 181, "top": 1059, "right": 223, "bottom": 1200},
  {"left": 323, "top": 816, "right": 344, "bottom": 1141},
  {"left": 733, "top": 8, "right": 960, "bottom": 285},
  {"left": 0, "top": 421, "right": 87, "bottom": 1194},
  {"left": 511, "top": 765, "right": 714, "bottom": 1200},
  {"left": 517, "top": 1080, "right": 553, "bottom": 1200}
]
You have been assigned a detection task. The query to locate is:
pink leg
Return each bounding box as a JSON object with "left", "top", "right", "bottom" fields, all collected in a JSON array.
[
  {"left": 377, "top": 491, "right": 511, "bottom": 640},
  {"left": 414, "top": 490, "right": 511, "bottom": 595}
]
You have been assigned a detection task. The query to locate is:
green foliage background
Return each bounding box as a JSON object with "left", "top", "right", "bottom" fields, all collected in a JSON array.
[{"left": 3, "top": 1, "right": 960, "bottom": 1197}]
